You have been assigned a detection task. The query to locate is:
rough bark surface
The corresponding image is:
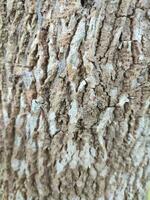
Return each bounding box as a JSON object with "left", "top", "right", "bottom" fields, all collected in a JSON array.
[{"left": 0, "top": 0, "right": 150, "bottom": 199}]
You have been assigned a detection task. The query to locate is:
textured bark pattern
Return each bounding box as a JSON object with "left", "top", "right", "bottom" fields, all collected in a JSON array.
[{"left": 0, "top": 0, "right": 150, "bottom": 199}]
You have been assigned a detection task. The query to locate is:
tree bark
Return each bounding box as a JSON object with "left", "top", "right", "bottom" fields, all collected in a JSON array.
[{"left": 0, "top": 0, "right": 150, "bottom": 199}]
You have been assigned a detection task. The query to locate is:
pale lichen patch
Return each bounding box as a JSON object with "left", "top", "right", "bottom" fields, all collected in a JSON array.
[
  {"left": 98, "top": 197, "right": 105, "bottom": 200},
  {"left": 109, "top": 87, "right": 118, "bottom": 104},
  {"left": 56, "top": 160, "right": 65, "bottom": 174},
  {"left": 18, "top": 160, "right": 27, "bottom": 177},
  {"left": 67, "top": 18, "right": 85, "bottom": 68},
  {"left": 118, "top": 94, "right": 129, "bottom": 107},
  {"left": 97, "top": 107, "right": 114, "bottom": 132},
  {"left": 31, "top": 99, "right": 41, "bottom": 113},
  {"left": 15, "top": 191, "right": 25, "bottom": 200},
  {"left": 80, "top": 143, "right": 96, "bottom": 169},
  {"left": 97, "top": 107, "right": 114, "bottom": 160},
  {"left": 69, "top": 152, "right": 79, "bottom": 169},
  {"left": 72, "top": 196, "right": 80, "bottom": 200},
  {"left": 146, "top": 181, "right": 150, "bottom": 200},
  {"left": 48, "top": 111, "right": 59, "bottom": 136},
  {"left": 139, "top": 119, "right": 146, "bottom": 136},
  {"left": 27, "top": 139, "right": 37, "bottom": 152},
  {"left": 131, "top": 79, "right": 138, "bottom": 89},
  {"left": 56, "top": 141, "right": 96, "bottom": 173},
  {"left": 78, "top": 80, "right": 87, "bottom": 92},
  {"left": 11, "top": 159, "right": 27, "bottom": 176},
  {"left": 34, "top": 66, "right": 44, "bottom": 90},
  {"left": 110, "top": 87, "right": 118, "bottom": 98},
  {"left": 56, "top": 141, "right": 77, "bottom": 173},
  {"left": 14, "top": 136, "right": 22, "bottom": 147},
  {"left": 26, "top": 113, "right": 39, "bottom": 137},
  {"left": 11, "top": 159, "right": 20, "bottom": 171},
  {"left": 2, "top": 108, "right": 9, "bottom": 126},
  {"left": 104, "top": 63, "right": 114, "bottom": 75},
  {"left": 132, "top": 140, "right": 145, "bottom": 167},
  {"left": 22, "top": 71, "right": 33, "bottom": 89},
  {"left": 36, "top": 0, "right": 43, "bottom": 27},
  {"left": 68, "top": 100, "right": 78, "bottom": 124},
  {"left": 20, "top": 93, "right": 26, "bottom": 112}
]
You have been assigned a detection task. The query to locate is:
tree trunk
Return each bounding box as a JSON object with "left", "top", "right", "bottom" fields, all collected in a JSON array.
[{"left": 0, "top": 0, "right": 150, "bottom": 199}]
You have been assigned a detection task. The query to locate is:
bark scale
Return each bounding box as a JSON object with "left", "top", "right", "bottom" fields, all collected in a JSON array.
[{"left": 0, "top": 0, "right": 150, "bottom": 199}]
